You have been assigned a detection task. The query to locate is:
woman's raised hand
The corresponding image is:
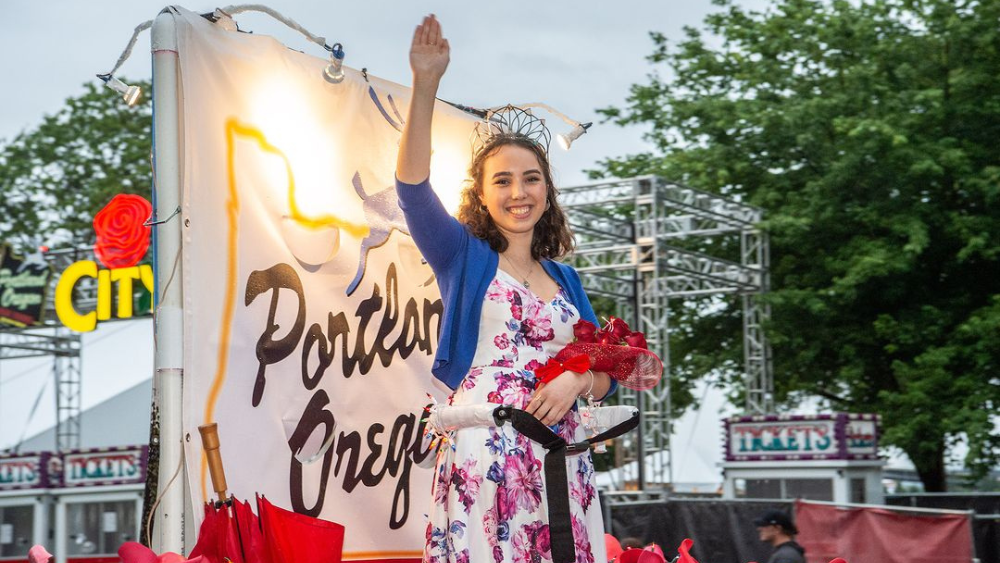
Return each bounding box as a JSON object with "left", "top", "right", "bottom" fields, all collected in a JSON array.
[{"left": 410, "top": 14, "right": 450, "bottom": 85}]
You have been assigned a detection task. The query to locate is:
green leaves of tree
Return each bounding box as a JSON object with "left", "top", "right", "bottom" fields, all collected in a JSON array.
[
  {"left": 0, "top": 80, "right": 152, "bottom": 252},
  {"left": 597, "top": 0, "right": 1000, "bottom": 490}
]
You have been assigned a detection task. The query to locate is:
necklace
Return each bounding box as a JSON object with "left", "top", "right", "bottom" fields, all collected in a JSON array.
[{"left": 502, "top": 253, "right": 536, "bottom": 289}]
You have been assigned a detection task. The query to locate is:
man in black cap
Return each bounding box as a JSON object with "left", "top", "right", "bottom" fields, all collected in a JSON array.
[{"left": 753, "top": 509, "right": 806, "bottom": 563}]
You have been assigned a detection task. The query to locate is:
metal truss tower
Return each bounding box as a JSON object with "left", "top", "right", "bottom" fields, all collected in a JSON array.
[
  {"left": 0, "top": 248, "right": 93, "bottom": 452},
  {"left": 560, "top": 175, "right": 772, "bottom": 489},
  {"left": 0, "top": 326, "right": 83, "bottom": 451}
]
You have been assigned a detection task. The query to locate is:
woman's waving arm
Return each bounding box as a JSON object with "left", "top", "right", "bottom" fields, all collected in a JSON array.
[{"left": 396, "top": 14, "right": 450, "bottom": 184}]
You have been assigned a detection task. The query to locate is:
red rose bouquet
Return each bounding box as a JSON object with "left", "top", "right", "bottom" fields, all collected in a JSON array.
[{"left": 535, "top": 317, "right": 663, "bottom": 391}]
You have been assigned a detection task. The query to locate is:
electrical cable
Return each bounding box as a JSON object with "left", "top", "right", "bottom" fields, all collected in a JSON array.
[
  {"left": 500, "top": 102, "right": 579, "bottom": 127},
  {"left": 217, "top": 5, "right": 332, "bottom": 50},
  {"left": 10, "top": 376, "right": 51, "bottom": 453},
  {"left": 144, "top": 443, "right": 185, "bottom": 548},
  {"left": 102, "top": 3, "right": 337, "bottom": 82},
  {"left": 103, "top": 20, "right": 154, "bottom": 78},
  {"left": 100, "top": 7, "right": 594, "bottom": 150}
]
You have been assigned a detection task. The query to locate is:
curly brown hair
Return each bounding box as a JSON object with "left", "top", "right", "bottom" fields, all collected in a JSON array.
[{"left": 457, "top": 135, "right": 575, "bottom": 260}]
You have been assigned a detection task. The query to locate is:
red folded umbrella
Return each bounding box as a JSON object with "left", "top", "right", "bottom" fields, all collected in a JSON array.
[
  {"left": 189, "top": 424, "right": 345, "bottom": 563},
  {"left": 188, "top": 501, "right": 251, "bottom": 563},
  {"left": 233, "top": 498, "right": 266, "bottom": 563},
  {"left": 259, "top": 496, "right": 344, "bottom": 563}
]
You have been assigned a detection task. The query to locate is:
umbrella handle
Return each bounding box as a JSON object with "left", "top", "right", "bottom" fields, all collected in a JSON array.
[{"left": 198, "top": 423, "right": 229, "bottom": 503}]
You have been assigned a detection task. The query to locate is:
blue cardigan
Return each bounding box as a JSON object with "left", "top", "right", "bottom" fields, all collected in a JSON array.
[{"left": 396, "top": 177, "right": 615, "bottom": 398}]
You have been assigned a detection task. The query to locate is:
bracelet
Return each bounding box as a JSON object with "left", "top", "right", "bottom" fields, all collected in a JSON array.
[{"left": 580, "top": 370, "right": 595, "bottom": 400}]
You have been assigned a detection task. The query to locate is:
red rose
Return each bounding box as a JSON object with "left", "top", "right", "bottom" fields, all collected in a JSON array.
[
  {"left": 93, "top": 194, "right": 153, "bottom": 269},
  {"left": 597, "top": 332, "right": 616, "bottom": 346},
  {"left": 573, "top": 320, "right": 598, "bottom": 343},
  {"left": 624, "top": 331, "right": 648, "bottom": 349},
  {"left": 607, "top": 317, "right": 631, "bottom": 340}
]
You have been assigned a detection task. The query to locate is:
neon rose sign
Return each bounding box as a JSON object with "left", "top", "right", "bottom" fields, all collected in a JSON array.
[{"left": 55, "top": 194, "right": 155, "bottom": 332}]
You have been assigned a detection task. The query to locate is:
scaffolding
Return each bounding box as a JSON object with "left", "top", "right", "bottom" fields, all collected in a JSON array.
[
  {"left": 561, "top": 175, "right": 772, "bottom": 489},
  {"left": 0, "top": 248, "right": 95, "bottom": 452}
]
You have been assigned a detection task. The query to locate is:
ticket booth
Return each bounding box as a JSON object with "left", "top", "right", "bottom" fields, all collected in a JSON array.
[
  {"left": 721, "top": 413, "right": 885, "bottom": 505},
  {"left": 0, "top": 452, "right": 54, "bottom": 562},
  {"left": 54, "top": 447, "right": 146, "bottom": 563}
]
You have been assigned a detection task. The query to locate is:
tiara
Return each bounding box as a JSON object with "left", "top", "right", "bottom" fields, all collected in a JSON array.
[
  {"left": 472, "top": 104, "right": 552, "bottom": 155},
  {"left": 443, "top": 101, "right": 592, "bottom": 155}
]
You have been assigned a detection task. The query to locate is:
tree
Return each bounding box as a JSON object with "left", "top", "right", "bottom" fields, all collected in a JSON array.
[
  {"left": 596, "top": 0, "right": 1000, "bottom": 490},
  {"left": 0, "top": 80, "right": 152, "bottom": 252}
]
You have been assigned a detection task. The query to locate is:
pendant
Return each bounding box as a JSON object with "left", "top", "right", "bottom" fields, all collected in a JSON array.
[{"left": 523, "top": 280, "right": 531, "bottom": 289}]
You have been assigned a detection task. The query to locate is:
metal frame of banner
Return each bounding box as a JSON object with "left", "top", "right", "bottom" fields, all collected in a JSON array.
[{"left": 150, "top": 7, "right": 187, "bottom": 555}]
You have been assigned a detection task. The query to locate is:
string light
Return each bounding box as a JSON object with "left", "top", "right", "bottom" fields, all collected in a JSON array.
[
  {"left": 98, "top": 6, "right": 590, "bottom": 148},
  {"left": 99, "top": 5, "right": 351, "bottom": 103},
  {"left": 557, "top": 121, "right": 592, "bottom": 150},
  {"left": 323, "top": 43, "right": 346, "bottom": 84},
  {"left": 97, "top": 74, "right": 142, "bottom": 106}
]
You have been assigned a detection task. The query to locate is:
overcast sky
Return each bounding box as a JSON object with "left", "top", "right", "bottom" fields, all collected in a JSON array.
[
  {"left": 0, "top": 1, "right": 780, "bottom": 478},
  {"left": 0, "top": 0, "right": 778, "bottom": 184}
]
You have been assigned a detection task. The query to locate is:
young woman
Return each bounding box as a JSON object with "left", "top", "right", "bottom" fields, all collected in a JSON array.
[{"left": 396, "top": 15, "right": 614, "bottom": 563}]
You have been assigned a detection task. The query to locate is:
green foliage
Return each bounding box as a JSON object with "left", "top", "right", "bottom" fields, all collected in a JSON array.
[
  {"left": 0, "top": 80, "right": 152, "bottom": 252},
  {"left": 596, "top": 0, "right": 1000, "bottom": 490}
]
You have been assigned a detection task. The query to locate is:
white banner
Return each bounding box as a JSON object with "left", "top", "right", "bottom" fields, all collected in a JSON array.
[{"left": 175, "top": 8, "right": 477, "bottom": 559}]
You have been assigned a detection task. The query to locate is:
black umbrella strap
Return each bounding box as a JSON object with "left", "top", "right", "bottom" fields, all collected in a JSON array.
[{"left": 491, "top": 406, "right": 639, "bottom": 563}]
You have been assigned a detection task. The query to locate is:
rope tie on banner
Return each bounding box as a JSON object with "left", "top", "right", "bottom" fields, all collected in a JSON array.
[{"left": 491, "top": 406, "right": 639, "bottom": 563}]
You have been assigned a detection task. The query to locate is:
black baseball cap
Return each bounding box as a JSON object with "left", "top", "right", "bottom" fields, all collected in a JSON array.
[{"left": 753, "top": 509, "right": 798, "bottom": 534}]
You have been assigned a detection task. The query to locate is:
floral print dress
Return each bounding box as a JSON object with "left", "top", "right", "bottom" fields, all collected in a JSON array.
[{"left": 424, "top": 269, "right": 605, "bottom": 563}]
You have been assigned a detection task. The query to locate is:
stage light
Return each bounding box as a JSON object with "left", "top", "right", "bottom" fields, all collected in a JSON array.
[
  {"left": 323, "top": 43, "right": 345, "bottom": 84},
  {"left": 557, "top": 122, "right": 592, "bottom": 150},
  {"left": 98, "top": 74, "right": 141, "bottom": 106}
]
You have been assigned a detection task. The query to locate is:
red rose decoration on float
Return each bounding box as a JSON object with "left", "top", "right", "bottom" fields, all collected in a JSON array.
[
  {"left": 93, "top": 194, "right": 153, "bottom": 269},
  {"left": 535, "top": 317, "right": 664, "bottom": 391},
  {"left": 624, "top": 331, "right": 648, "bottom": 349},
  {"left": 572, "top": 319, "right": 598, "bottom": 343}
]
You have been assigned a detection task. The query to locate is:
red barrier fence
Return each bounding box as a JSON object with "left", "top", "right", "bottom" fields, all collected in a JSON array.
[{"left": 796, "top": 499, "right": 974, "bottom": 563}]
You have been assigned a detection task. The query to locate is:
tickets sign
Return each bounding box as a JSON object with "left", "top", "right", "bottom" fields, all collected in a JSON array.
[
  {"left": 62, "top": 446, "right": 148, "bottom": 487},
  {"left": 0, "top": 452, "right": 51, "bottom": 490},
  {"left": 724, "top": 413, "right": 880, "bottom": 461}
]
